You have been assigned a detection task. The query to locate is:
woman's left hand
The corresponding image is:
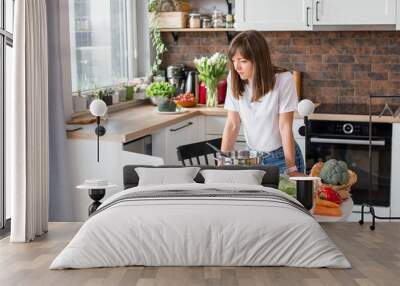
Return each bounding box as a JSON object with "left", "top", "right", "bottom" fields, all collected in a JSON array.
[{"left": 288, "top": 171, "right": 307, "bottom": 177}]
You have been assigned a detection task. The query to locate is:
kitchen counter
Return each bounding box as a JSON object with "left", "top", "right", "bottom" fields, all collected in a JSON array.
[
  {"left": 67, "top": 104, "right": 229, "bottom": 143},
  {"left": 67, "top": 103, "right": 400, "bottom": 143}
]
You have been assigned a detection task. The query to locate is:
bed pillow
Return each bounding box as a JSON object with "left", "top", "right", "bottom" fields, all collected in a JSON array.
[
  {"left": 135, "top": 167, "right": 201, "bottom": 186},
  {"left": 200, "top": 169, "right": 266, "bottom": 185}
]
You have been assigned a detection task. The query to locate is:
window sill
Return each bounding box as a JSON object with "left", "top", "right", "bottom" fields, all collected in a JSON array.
[{"left": 70, "top": 99, "right": 149, "bottom": 121}]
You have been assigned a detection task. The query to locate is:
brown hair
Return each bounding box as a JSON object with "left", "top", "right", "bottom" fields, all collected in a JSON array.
[{"left": 228, "top": 30, "right": 287, "bottom": 102}]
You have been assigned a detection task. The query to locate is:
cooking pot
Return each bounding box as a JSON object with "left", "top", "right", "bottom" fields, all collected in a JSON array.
[{"left": 217, "top": 150, "right": 267, "bottom": 166}]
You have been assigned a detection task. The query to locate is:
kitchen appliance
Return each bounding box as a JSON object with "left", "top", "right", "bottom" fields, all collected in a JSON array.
[
  {"left": 167, "top": 64, "right": 186, "bottom": 95},
  {"left": 304, "top": 119, "right": 392, "bottom": 207},
  {"left": 184, "top": 71, "right": 199, "bottom": 100}
]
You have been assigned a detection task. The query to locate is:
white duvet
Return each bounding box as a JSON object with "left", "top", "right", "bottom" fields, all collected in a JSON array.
[{"left": 50, "top": 183, "right": 351, "bottom": 269}]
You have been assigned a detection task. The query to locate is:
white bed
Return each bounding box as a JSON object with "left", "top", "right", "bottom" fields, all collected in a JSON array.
[{"left": 50, "top": 183, "right": 351, "bottom": 269}]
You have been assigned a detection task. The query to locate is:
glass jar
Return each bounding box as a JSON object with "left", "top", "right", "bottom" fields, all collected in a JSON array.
[
  {"left": 212, "top": 9, "right": 225, "bottom": 28},
  {"left": 189, "top": 13, "right": 201, "bottom": 29},
  {"left": 225, "top": 14, "right": 234, "bottom": 28},
  {"left": 201, "top": 15, "right": 212, "bottom": 28}
]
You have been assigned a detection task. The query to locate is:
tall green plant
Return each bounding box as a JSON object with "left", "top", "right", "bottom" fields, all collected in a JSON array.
[{"left": 149, "top": 0, "right": 167, "bottom": 75}]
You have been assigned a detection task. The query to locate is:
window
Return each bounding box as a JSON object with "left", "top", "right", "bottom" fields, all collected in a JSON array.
[
  {"left": 1, "top": 0, "right": 14, "bottom": 232},
  {"left": 69, "top": 0, "right": 137, "bottom": 92}
]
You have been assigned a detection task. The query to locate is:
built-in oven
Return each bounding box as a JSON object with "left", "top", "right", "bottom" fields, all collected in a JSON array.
[{"left": 305, "top": 120, "right": 392, "bottom": 207}]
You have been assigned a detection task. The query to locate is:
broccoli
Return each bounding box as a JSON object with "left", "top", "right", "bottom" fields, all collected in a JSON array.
[{"left": 320, "top": 159, "right": 349, "bottom": 185}]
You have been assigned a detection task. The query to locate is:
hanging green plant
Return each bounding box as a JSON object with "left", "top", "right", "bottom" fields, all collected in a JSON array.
[{"left": 148, "top": 0, "right": 167, "bottom": 75}]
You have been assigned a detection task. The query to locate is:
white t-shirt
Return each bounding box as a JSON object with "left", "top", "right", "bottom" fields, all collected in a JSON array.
[{"left": 224, "top": 71, "right": 298, "bottom": 153}]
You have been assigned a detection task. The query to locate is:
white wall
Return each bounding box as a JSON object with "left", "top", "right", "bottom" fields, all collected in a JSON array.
[{"left": 189, "top": 0, "right": 235, "bottom": 14}]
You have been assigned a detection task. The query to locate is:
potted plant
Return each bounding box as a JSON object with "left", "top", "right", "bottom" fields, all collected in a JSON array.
[
  {"left": 145, "top": 81, "right": 176, "bottom": 112},
  {"left": 116, "top": 80, "right": 127, "bottom": 102},
  {"left": 73, "top": 80, "right": 90, "bottom": 112},
  {"left": 125, "top": 82, "right": 135, "bottom": 101},
  {"left": 103, "top": 87, "right": 114, "bottom": 106},
  {"left": 72, "top": 88, "right": 87, "bottom": 112},
  {"left": 94, "top": 88, "right": 110, "bottom": 106}
]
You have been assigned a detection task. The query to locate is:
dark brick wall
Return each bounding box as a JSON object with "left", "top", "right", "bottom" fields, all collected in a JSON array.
[{"left": 162, "top": 31, "right": 400, "bottom": 105}]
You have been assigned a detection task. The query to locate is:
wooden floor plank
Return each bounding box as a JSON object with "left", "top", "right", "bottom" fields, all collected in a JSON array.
[{"left": 0, "top": 222, "right": 400, "bottom": 286}]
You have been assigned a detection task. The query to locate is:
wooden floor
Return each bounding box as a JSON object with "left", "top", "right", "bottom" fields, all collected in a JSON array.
[{"left": 1, "top": 222, "right": 399, "bottom": 286}]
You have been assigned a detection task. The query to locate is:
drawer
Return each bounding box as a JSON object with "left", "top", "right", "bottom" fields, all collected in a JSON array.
[{"left": 206, "top": 116, "right": 243, "bottom": 136}]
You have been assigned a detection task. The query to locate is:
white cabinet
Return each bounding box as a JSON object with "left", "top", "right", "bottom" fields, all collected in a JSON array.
[
  {"left": 163, "top": 118, "right": 199, "bottom": 165},
  {"left": 235, "top": 0, "right": 313, "bottom": 31},
  {"left": 235, "top": 0, "right": 396, "bottom": 31},
  {"left": 204, "top": 116, "right": 246, "bottom": 150},
  {"left": 68, "top": 139, "right": 163, "bottom": 221},
  {"left": 397, "top": 0, "right": 400, "bottom": 30},
  {"left": 313, "top": 0, "right": 396, "bottom": 26}
]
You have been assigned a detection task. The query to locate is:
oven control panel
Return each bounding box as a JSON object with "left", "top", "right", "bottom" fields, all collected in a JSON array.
[
  {"left": 334, "top": 122, "right": 364, "bottom": 136},
  {"left": 309, "top": 120, "right": 392, "bottom": 138}
]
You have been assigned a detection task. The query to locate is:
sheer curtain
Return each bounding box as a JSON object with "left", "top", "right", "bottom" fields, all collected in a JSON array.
[{"left": 10, "top": 0, "right": 49, "bottom": 242}]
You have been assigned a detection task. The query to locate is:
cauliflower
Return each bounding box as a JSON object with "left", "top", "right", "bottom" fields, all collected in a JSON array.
[{"left": 320, "top": 159, "right": 349, "bottom": 185}]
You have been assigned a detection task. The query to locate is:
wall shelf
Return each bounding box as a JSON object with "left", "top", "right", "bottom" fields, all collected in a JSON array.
[
  {"left": 160, "top": 28, "right": 237, "bottom": 44},
  {"left": 160, "top": 28, "right": 235, "bottom": 32}
]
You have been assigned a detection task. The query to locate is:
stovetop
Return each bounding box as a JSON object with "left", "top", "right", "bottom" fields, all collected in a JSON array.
[{"left": 314, "top": 104, "right": 399, "bottom": 116}]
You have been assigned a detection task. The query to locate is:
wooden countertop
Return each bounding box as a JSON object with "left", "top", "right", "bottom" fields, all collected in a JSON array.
[
  {"left": 67, "top": 103, "right": 400, "bottom": 143},
  {"left": 67, "top": 104, "right": 229, "bottom": 143}
]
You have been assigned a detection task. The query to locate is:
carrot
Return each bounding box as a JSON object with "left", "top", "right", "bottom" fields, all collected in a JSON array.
[
  {"left": 313, "top": 205, "right": 342, "bottom": 217},
  {"left": 315, "top": 199, "right": 340, "bottom": 208}
]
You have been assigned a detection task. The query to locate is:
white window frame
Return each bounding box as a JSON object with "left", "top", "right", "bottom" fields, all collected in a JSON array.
[{"left": 1, "top": 0, "right": 14, "bottom": 230}]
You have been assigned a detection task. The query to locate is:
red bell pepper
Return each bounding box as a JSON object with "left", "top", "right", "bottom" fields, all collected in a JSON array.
[{"left": 317, "top": 187, "right": 342, "bottom": 205}]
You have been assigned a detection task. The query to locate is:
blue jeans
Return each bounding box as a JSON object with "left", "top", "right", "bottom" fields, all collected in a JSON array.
[{"left": 260, "top": 143, "right": 305, "bottom": 174}]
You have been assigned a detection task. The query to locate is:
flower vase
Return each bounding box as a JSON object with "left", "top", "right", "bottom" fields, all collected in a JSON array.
[{"left": 205, "top": 80, "right": 218, "bottom": 107}]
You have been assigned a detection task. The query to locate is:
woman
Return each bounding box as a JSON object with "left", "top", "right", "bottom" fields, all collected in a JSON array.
[{"left": 222, "top": 30, "right": 305, "bottom": 176}]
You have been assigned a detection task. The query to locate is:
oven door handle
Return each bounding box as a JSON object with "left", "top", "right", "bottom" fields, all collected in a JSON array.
[{"left": 310, "top": 137, "right": 386, "bottom": 146}]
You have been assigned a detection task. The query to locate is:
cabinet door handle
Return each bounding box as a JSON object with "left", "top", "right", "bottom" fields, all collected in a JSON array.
[
  {"left": 306, "top": 7, "right": 310, "bottom": 27},
  {"left": 316, "top": 1, "right": 320, "bottom": 21},
  {"left": 170, "top": 122, "right": 193, "bottom": 132},
  {"left": 236, "top": 140, "right": 246, "bottom": 143}
]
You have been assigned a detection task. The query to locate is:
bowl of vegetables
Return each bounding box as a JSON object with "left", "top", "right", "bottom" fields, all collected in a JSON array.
[
  {"left": 145, "top": 82, "right": 177, "bottom": 112},
  {"left": 173, "top": 92, "right": 197, "bottom": 107},
  {"left": 310, "top": 159, "right": 357, "bottom": 200}
]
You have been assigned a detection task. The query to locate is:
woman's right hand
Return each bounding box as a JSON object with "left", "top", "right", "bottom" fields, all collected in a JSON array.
[{"left": 221, "top": 111, "right": 241, "bottom": 153}]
